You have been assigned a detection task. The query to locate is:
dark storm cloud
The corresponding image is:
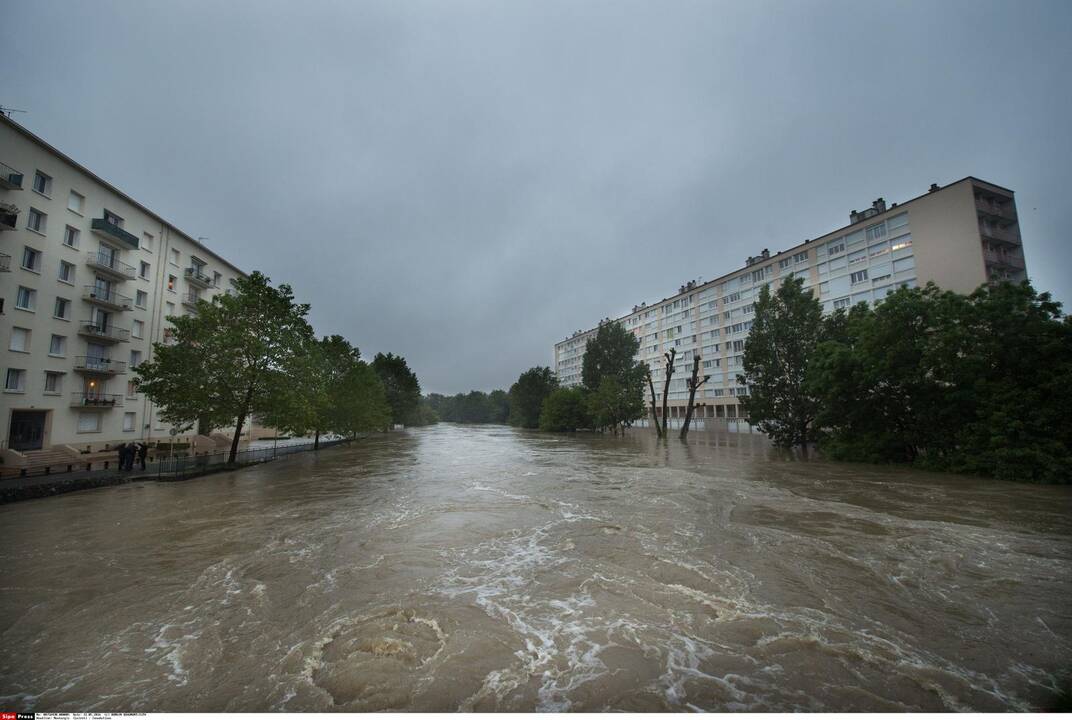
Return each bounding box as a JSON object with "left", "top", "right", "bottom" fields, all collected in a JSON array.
[{"left": 4, "top": 0, "right": 1070, "bottom": 393}]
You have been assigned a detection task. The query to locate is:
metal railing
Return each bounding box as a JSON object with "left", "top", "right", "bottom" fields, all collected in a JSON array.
[
  {"left": 73, "top": 356, "right": 128, "bottom": 374},
  {"left": 78, "top": 321, "right": 131, "bottom": 343},
  {"left": 85, "top": 249, "right": 136, "bottom": 279},
  {"left": 70, "top": 392, "right": 124, "bottom": 408},
  {"left": 181, "top": 291, "right": 201, "bottom": 307},
  {"left": 0, "top": 437, "right": 354, "bottom": 488},
  {"left": 0, "top": 251, "right": 10, "bottom": 271},
  {"left": 185, "top": 266, "right": 213, "bottom": 286},
  {"left": 0, "top": 160, "right": 23, "bottom": 190},
  {"left": 983, "top": 250, "right": 1025, "bottom": 270},
  {"left": 90, "top": 218, "right": 140, "bottom": 249},
  {"left": 82, "top": 285, "right": 133, "bottom": 309},
  {"left": 975, "top": 196, "right": 1016, "bottom": 222}
]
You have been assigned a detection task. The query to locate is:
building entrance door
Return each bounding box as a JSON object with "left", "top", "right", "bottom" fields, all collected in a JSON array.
[{"left": 9, "top": 410, "right": 47, "bottom": 451}]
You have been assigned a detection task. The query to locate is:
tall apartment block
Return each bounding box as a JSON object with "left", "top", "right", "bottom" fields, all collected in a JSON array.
[
  {"left": 1, "top": 116, "right": 246, "bottom": 461},
  {"left": 553, "top": 177, "right": 1027, "bottom": 422}
]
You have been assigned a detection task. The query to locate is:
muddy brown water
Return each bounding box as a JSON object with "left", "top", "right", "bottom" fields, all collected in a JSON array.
[{"left": 1, "top": 424, "right": 1069, "bottom": 711}]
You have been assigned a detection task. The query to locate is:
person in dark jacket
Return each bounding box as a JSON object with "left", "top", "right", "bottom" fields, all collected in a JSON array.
[
  {"left": 137, "top": 442, "right": 148, "bottom": 471},
  {"left": 117, "top": 443, "right": 129, "bottom": 471}
]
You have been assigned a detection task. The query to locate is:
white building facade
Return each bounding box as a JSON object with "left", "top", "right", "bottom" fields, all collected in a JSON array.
[
  {"left": 554, "top": 177, "right": 1027, "bottom": 423},
  {"left": 1, "top": 116, "right": 245, "bottom": 460}
]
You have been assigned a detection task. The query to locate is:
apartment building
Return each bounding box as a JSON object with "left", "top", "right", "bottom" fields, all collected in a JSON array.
[
  {"left": 1, "top": 115, "right": 245, "bottom": 458},
  {"left": 553, "top": 177, "right": 1027, "bottom": 422}
]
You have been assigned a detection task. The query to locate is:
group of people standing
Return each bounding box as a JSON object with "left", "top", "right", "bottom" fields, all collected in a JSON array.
[{"left": 118, "top": 442, "right": 149, "bottom": 471}]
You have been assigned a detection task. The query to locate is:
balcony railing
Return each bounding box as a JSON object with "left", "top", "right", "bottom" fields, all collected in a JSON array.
[
  {"left": 82, "top": 285, "right": 133, "bottom": 310},
  {"left": 77, "top": 321, "right": 130, "bottom": 343},
  {"left": 984, "top": 250, "right": 1026, "bottom": 270},
  {"left": 975, "top": 196, "right": 1017, "bottom": 223},
  {"left": 0, "top": 251, "right": 10, "bottom": 272},
  {"left": 73, "top": 356, "right": 128, "bottom": 375},
  {"left": 0, "top": 202, "right": 17, "bottom": 231},
  {"left": 979, "top": 224, "right": 1020, "bottom": 246},
  {"left": 71, "top": 392, "right": 124, "bottom": 409},
  {"left": 90, "top": 218, "right": 140, "bottom": 249},
  {"left": 181, "top": 292, "right": 202, "bottom": 308},
  {"left": 185, "top": 266, "right": 212, "bottom": 287},
  {"left": 85, "top": 250, "right": 136, "bottom": 280},
  {"left": 0, "top": 161, "right": 23, "bottom": 190}
]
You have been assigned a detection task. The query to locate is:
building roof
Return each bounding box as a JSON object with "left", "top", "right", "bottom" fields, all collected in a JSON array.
[{"left": 0, "top": 114, "right": 246, "bottom": 276}]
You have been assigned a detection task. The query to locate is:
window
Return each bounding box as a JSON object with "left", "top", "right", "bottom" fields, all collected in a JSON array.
[
  {"left": 141, "top": 233, "right": 154, "bottom": 252},
  {"left": 32, "top": 170, "right": 52, "bottom": 196},
  {"left": 850, "top": 269, "right": 869, "bottom": 284},
  {"left": 54, "top": 297, "right": 70, "bottom": 319},
  {"left": 139, "top": 261, "right": 151, "bottom": 280},
  {"left": 44, "top": 372, "right": 63, "bottom": 394},
  {"left": 165, "top": 301, "right": 175, "bottom": 317},
  {"left": 21, "top": 246, "right": 42, "bottom": 272},
  {"left": 135, "top": 290, "right": 148, "bottom": 308},
  {"left": 103, "top": 209, "right": 124, "bottom": 227},
  {"left": 848, "top": 249, "right": 867, "bottom": 265},
  {"left": 49, "top": 334, "right": 66, "bottom": 356},
  {"left": 212, "top": 271, "right": 222, "bottom": 287},
  {"left": 27, "top": 208, "right": 47, "bottom": 233},
  {"left": 130, "top": 350, "right": 143, "bottom": 368},
  {"left": 68, "top": 190, "right": 85, "bottom": 214},
  {"left": 9, "top": 327, "right": 30, "bottom": 352},
  {"left": 127, "top": 380, "right": 137, "bottom": 397},
  {"left": 866, "top": 223, "right": 887, "bottom": 241},
  {"left": 58, "top": 260, "right": 76, "bottom": 284},
  {"left": 778, "top": 258, "right": 790, "bottom": 269},
  {"left": 827, "top": 241, "right": 845, "bottom": 256},
  {"left": 890, "top": 236, "right": 913, "bottom": 252},
  {"left": 77, "top": 412, "right": 101, "bottom": 433},
  {"left": 4, "top": 368, "right": 26, "bottom": 392},
  {"left": 64, "top": 225, "right": 80, "bottom": 248},
  {"left": 751, "top": 269, "right": 765, "bottom": 283},
  {"left": 887, "top": 212, "right": 908, "bottom": 231},
  {"left": 732, "top": 340, "right": 745, "bottom": 352},
  {"left": 132, "top": 319, "right": 144, "bottom": 338},
  {"left": 15, "top": 286, "right": 36, "bottom": 311},
  {"left": 170, "top": 248, "right": 180, "bottom": 266},
  {"left": 833, "top": 297, "right": 851, "bottom": 309},
  {"left": 794, "top": 251, "right": 809, "bottom": 264},
  {"left": 123, "top": 412, "right": 136, "bottom": 432},
  {"left": 167, "top": 274, "right": 177, "bottom": 291}
]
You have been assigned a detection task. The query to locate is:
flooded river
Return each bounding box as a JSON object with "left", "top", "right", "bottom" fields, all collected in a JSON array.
[{"left": 1, "top": 424, "right": 1069, "bottom": 711}]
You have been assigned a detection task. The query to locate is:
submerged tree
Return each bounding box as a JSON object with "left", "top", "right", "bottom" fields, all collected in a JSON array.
[
  {"left": 371, "top": 353, "right": 423, "bottom": 426},
  {"left": 581, "top": 321, "right": 646, "bottom": 433},
  {"left": 738, "top": 277, "right": 824, "bottom": 448},
  {"left": 508, "top": 366, "right": 558, "bottom": 428},
  {"left": 660, "top": 348, "right": 677, "bottom": 437},
  {"left": 645, "top": 367, "right": 662, "bottom": 438},
  {"left": 135, "top": 272, "right": 313, "bottom": 463},
  {"left": 679, "top": 354, "right": 711, "bottom": 440}
]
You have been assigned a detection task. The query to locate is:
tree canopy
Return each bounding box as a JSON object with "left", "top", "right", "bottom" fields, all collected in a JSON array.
[
  {"left": 508, "top": 366, "right": 558, "bottom": 428},
  {"left": 371, "top": 352, "right": 425, "bottom": 427}
]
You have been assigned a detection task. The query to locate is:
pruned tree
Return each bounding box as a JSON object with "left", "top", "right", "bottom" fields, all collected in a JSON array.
[
  {"left": 645, "top": 367, "right": 662, "bottom": 438},
  {"left": 679, "top": 354, "right": 711, "bottom": 439},
  {"left": 660, "top": 347, "right": 677, "bottom": 436}
]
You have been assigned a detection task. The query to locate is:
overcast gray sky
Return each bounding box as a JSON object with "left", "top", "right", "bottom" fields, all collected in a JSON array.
[{"left": 5, "top": 0, "right": 1069, "bottom": 394}]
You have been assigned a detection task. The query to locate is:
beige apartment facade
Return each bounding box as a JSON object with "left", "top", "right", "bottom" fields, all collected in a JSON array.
[
  {"left": 0, "top": 116, "right": 246, "bottom": 462},
  {"left": 553, "top": 177, "right": 1027, "bottom": 424}
]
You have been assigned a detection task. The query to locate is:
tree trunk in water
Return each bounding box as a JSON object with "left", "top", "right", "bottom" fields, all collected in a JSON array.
[
  {"left": 660, "top": 348, "right": 676, "bottom": 437},
  {"left": 646, "top": 371, "right": 662, "bottom": 438},
  {"left": 229, "top": 383, "right": 255, "bottom": 464},
  {"left": 680, "top": 355, "right": 710, "bottom": 440},
  {"left": 314, "top": 429, "right": 320, "bottom": 451}
]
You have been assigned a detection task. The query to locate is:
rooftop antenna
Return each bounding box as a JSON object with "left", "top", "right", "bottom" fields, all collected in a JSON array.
[
  {"left": 197, "top": 236, "right": 209, "bottom": 245},
  {"left": 0, "top": 106, "right": 28, "bottom": 119}
]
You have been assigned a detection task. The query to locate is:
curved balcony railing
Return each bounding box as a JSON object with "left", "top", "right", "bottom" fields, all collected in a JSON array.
[{"left": 85, "top": 250, "right": 136, "bottom": 280}]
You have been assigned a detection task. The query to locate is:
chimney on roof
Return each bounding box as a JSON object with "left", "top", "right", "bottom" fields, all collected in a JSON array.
[
  {"left": 872, "top": 198, "right": 886, "bottom": 213},
  {"left": 761, "top": 248, "right": 770, "bottom": 259},
  {"left": 850, "top": 209, "right": 860, "bottom": 224},
  {"left": 929, "top": 183, "right": 940, "bottom": 193}
]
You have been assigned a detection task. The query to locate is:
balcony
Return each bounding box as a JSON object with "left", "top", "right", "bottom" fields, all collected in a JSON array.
[
  {"left": 77, "top": 321, "right": 130, "bottom": 344},
  {"left": 85, "top": 250, "right": 136, "bottom": 280},
  {"left": 975, "top": 196, "right": 1017, "bottom": 224},
  {"left": 90, "top": 218, "right": 139, "bottom": 249},
  {"left": 979, "top": 224, "right": 1020, "bottom": 247},
  {"left": 185, "top": 266, "right": 212, "bottom": 288},
  {"left": 0, "top": 161, "right": 23, "bottom": 190},
  {"left": 0, "top": 251, "right": 9, "bottom": 272},
  {"left": 181, "top": 291, "right": 201, "bottom": 309},
  {"left": 984, "top": 249, "right": 1026, "bottom": 270},
  {"left": 71, "top": 392, "right": 124, "bottom": 409},
  {"left": 73, "top": 356, "right": 128, "bottom": 375},
  {"left": 0, "top": 202, "right": 17, "bottom": 231},
  {"left": 82, "top": 285, "right": 133, "bottom": 311}
]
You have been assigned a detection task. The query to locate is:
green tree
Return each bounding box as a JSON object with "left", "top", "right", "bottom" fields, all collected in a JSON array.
[
  {"left": 539, "top": 387, "right": 593, "bottom": 432},
  {"left": 135, "top": 271, "right": 313, "bottom": 463},
  {"left": 586, "top": 376, "right": 644, "bottom": 435},
  {"left": 371, "top": 352, "right": 423, "bottom": 426},
  {"left": 508, "top": 367, "right": 558, "bottom": 428},
  {"left": 739, "top": 277, "right": 825, "bottom": 448},
  {"left": 488, "top": 389, "right": 511, "bottom": 424},
  {"left": 329, "top": 361, "right": 393, "bottom": 436},
  {"left": 582, "top": 321, "right": 641, "bottom": 391},
  {"left": 262, "top": 334, "right": 360, "bottom": 449}
]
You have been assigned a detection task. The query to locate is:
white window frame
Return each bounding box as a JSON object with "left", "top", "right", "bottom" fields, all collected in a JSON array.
[
  {"left": 32, "top": 170, "right": 52, "bottom": 197},
  {"left": 68, "top": 190, "right": 85, "bottom": 215},
  {"left": 15, "top": 286, "right": 36, "bottom": 312}
]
